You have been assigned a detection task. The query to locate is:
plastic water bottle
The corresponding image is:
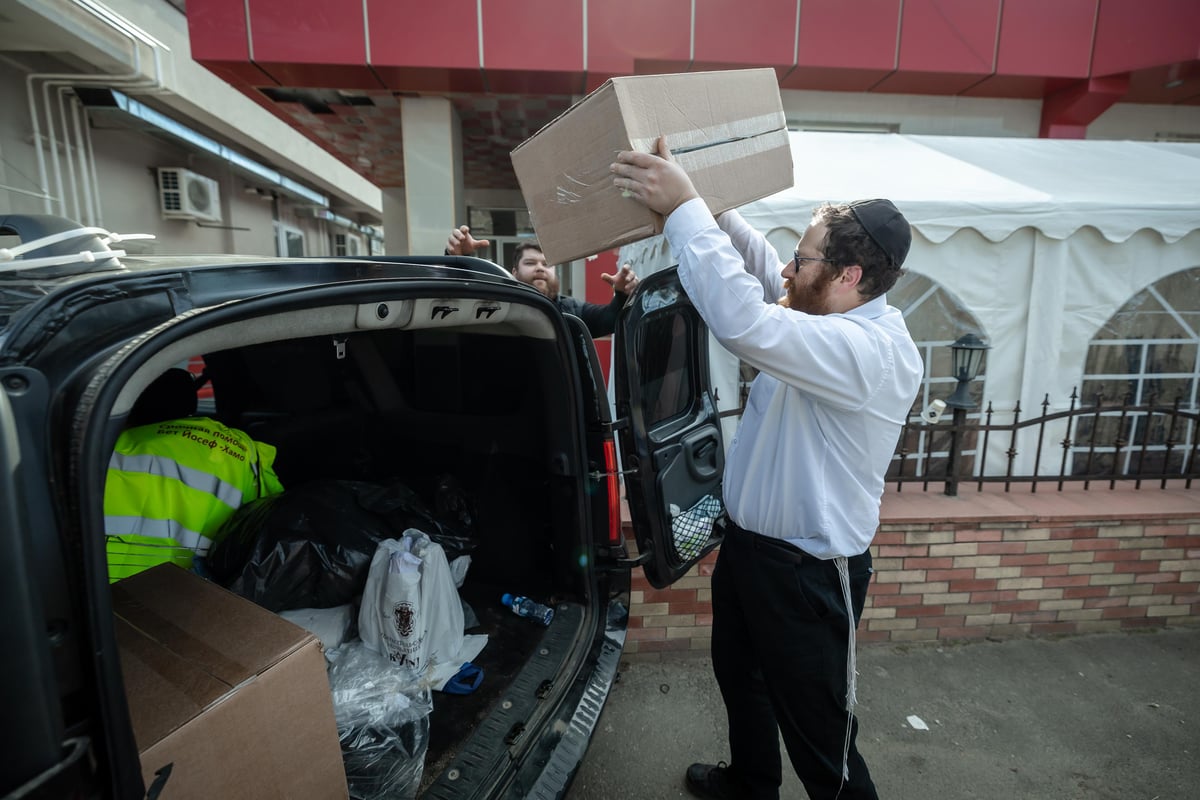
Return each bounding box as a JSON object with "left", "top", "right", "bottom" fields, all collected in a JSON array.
[{"left": 501, "top": 593, "right": 554, "bottom": 626}]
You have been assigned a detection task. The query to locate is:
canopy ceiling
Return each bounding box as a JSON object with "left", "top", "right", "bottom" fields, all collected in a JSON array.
[{"left": 183, "top": 0, "right": 1200, "bottom": 191}]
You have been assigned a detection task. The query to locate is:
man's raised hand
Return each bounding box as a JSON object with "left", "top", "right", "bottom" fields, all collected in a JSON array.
[
  {"left": 446, "top": 225, "right": 490, "bottom": 256},
  {"left": 611, "top": 137, "right": 699, "bottom": 217}
]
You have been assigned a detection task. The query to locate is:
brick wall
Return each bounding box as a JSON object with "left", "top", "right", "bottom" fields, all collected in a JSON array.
[
  {"left": 621, "top": 488, "right": 1200, "bottom": 659},
  {"left": 860, "top": 518, "right": 1199, "bottom": 643},
  {"left": 626, "top": 549, "right": 719, "bottom": 657}
]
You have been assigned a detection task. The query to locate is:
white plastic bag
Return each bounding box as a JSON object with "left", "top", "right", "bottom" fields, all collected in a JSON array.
[
  {"left": 359, "top": 530, "right": 465, "bottom": 679},
  {"left": 279, "top": 604, "right": 353, "bottom": 651}
]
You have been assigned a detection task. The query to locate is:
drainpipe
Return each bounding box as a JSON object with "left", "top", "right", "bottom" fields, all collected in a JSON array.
[
  {"left": 58, "top": 87, "right": 81, "bottom": 222},
  {"left": 80, "top": 98, "right": 101, "bottom": 225},
  {"left": 70, "top": 97, "right": 94, "bottom": 223},
  {"left": 25, "top": 0, "right": 169, "bottom": 219}
]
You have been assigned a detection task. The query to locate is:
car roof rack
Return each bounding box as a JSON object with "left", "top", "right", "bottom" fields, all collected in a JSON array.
[{"left": 0, "top": 214, "right": 154, "bottom": 274}]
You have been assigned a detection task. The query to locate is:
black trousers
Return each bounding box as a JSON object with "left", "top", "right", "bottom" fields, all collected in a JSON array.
[{"left": 711, "top": 520, "right": 878, "bottom": 800}]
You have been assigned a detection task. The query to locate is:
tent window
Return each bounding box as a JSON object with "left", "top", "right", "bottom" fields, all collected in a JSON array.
[
  {"left": 888, "top": 272, "right": 985, "bottom": 408},
  {"left": 889, "top": 272, "right": 987, "bottom": 478},
  {"left": 1075, "top": 269, "right": 1200, "bottom": 475}
]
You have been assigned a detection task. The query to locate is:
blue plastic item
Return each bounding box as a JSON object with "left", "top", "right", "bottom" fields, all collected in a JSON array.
[
  {"left": 500, "top": 592, "right": 554, "bottom": 626},
  {"left": 442, "top": 662, "right": 484, "bottom": 695}
]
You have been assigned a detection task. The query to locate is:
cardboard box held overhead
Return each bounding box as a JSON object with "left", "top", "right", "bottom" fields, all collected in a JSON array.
[
  {"left": 510, "top": 68, "right": 793, "bottom": 266},
  {"left": 113, "top": 564, "right": 348, "bottom": 799}
]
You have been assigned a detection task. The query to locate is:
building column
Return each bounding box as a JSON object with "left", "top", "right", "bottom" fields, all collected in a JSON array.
[
  {"left": 381, "top": 188, "right": 408, "bottom": 256},
  {"left": 385, "top": 95, "right": 462, "bottom": 256}
]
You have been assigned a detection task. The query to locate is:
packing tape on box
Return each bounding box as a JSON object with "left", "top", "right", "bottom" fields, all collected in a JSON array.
[
  {"left": 113, "top": 582, "right": 252, "bottom": 680},
  {"left": 115, "top": 618, "right": 230, "bottom": 713},
  {"left": 627, "top": 112, "right": 785, "bottom": 155},
  {"left": 672, "top": 131, "right": 791, "bottom": 172}
]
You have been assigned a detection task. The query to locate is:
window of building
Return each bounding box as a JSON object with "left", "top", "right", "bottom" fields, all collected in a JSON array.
[
  {"left": 332, "top": 231, "right": 363, "bottom": 257},
  {"left": 274, "top": 222, "right": 305, "bottom": 257}
]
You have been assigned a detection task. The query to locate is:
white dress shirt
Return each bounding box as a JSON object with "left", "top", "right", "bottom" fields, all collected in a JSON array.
[{"left": 665, "top": 198, "right": 924, "bottom": 558}]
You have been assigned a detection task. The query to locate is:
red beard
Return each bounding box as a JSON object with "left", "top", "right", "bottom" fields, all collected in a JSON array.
[{"left": 781, "top": 268, "right": 837, "bottom": 315}]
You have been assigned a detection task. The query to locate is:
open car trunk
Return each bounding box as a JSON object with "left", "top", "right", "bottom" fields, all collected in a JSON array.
[
  {"left": 84, "top": 283, "right": 615, "bottom": 798},
  {"left": 215, "top": 327, "right": 594, "bottom": 787}
]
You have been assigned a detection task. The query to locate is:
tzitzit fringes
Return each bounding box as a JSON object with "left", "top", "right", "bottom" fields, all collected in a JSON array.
[{"left": 834, "top": 555, "right": 857, "bottom": 790}]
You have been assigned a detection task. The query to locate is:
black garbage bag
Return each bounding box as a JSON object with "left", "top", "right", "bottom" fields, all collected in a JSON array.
[
  {"left": 208, "top": 480, "right": 394, "bottom": 611},
  {"left": 356, "top": 474, "right": 478, "bottom": 562},
  {"left": 208, "top": 477, "right": 480, "bottom": 612}
]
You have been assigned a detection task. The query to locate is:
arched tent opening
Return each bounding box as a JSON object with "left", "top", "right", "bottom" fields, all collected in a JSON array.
[{"left": 1075, "top": 266, "right": 1200, "bottom": 477}]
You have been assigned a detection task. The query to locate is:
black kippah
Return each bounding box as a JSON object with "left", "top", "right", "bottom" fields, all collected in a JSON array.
[{"left": 848, "top": 199, "right": 911, "bottom": 267}]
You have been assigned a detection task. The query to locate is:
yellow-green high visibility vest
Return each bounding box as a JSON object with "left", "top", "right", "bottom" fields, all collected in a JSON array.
[{"left": 104, "top": 417, "right": 285, "bottom": 582}]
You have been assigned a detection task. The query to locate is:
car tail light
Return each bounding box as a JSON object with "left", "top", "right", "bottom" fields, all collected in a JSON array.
[{"left": 603, "top": 438, "right": 621, "bottom": 546}]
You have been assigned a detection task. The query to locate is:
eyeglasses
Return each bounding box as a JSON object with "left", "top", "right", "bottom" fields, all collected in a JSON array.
[{"left": 793, "top": 251, "right": 834, "bottom": 271}]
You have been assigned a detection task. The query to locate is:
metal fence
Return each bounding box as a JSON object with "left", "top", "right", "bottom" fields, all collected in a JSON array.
[{"left": 890, "top": 388, "right": 1200, "bottom": 494}]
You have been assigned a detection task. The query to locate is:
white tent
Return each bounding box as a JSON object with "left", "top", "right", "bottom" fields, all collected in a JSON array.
[{"left": 618, "top": 133, "right": 1200, "bottom": 465}]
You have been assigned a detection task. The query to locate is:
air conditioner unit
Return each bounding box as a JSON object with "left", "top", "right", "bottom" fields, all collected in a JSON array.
[
  {"left": 295, "top": 205, "right": 333, "bottom": 220},
  {"left": 157, "top": 167, "right": 222, "bottom": 223},
  {"left": 334, "top": 232, "right": 364, "bottom": 257}
]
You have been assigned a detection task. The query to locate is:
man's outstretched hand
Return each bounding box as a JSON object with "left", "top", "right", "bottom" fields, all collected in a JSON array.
[
  {"left": 602, "top": 263, "right": 639, "bottom": 296},
  {"left": 611, "top": 137, "right": 699, "bottom": 217},
  {"left": 446, "top": 225, "right": 490, "bottom": 256}
]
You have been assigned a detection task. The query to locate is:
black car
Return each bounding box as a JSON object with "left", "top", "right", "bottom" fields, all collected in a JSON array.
[{"left": 1, "top": 214, "right": 726, "bottom": 799}]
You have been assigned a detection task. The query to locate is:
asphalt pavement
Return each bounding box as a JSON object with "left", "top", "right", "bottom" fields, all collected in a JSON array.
[{"left": 569, "top": 627, "right": 1200, "bottom": 800}]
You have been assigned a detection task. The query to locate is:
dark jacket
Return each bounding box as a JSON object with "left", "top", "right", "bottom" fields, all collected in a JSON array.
[{"left": 557, "top": 292, "right": 626, "bottom": 338}]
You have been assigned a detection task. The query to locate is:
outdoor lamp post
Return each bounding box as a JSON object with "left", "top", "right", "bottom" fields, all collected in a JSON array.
[{"left": 943, "top": 333, "right": 989, "bottom": 496}]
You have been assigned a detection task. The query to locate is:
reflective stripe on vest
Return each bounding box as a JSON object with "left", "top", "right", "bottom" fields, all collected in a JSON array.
[
  {"left": 103, "top": 515, "right": 210, "bottom": 553},
  {"left": 109, "top": 452, "right": 246, "bottom": 511},
  {"left": 105, "top": 534, "right": 196, "bottom": 582}
]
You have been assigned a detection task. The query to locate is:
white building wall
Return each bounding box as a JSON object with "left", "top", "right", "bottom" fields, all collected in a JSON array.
[
  {"left": 0, "top": 0, "right": 378, "bottom": 258},
  {"left": 0, "top": 59, "right": 47, "bottom": 217},
  {"left": 95, "top": 0, "right": 381, "bottom": 218},
  {"left": 781, "top": 90, "right": 1044, "bottom": 137},
  {"left": 781, "top": 89, "right": 1200, "bottom": 142},
  {"left": 86, "top": 125, "right": 330, "bottom": 257},
  {"left": 1089, "top": 103, "right": 1200, "bottom": 140}
]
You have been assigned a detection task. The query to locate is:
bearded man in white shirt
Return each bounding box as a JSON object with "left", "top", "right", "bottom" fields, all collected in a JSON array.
[{"left": 612, "top": 139, "right": 923, "bottom": 800}]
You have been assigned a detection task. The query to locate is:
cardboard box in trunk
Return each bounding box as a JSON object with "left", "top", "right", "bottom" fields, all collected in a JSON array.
[
  {"left": 510, "top": 68, "right": 794, "bottom": 266},
  {"left": 113, "top": 564, "right": 348, "bottom": 799}
]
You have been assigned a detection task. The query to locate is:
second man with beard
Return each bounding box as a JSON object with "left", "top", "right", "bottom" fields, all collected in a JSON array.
[{"left": 445, "top": 226, "right": 638, "bottom": 338}]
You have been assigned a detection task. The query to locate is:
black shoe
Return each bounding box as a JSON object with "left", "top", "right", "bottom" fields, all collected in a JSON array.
[{"left": 685, "top": 762, "right": 741, "bottom": 800}]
